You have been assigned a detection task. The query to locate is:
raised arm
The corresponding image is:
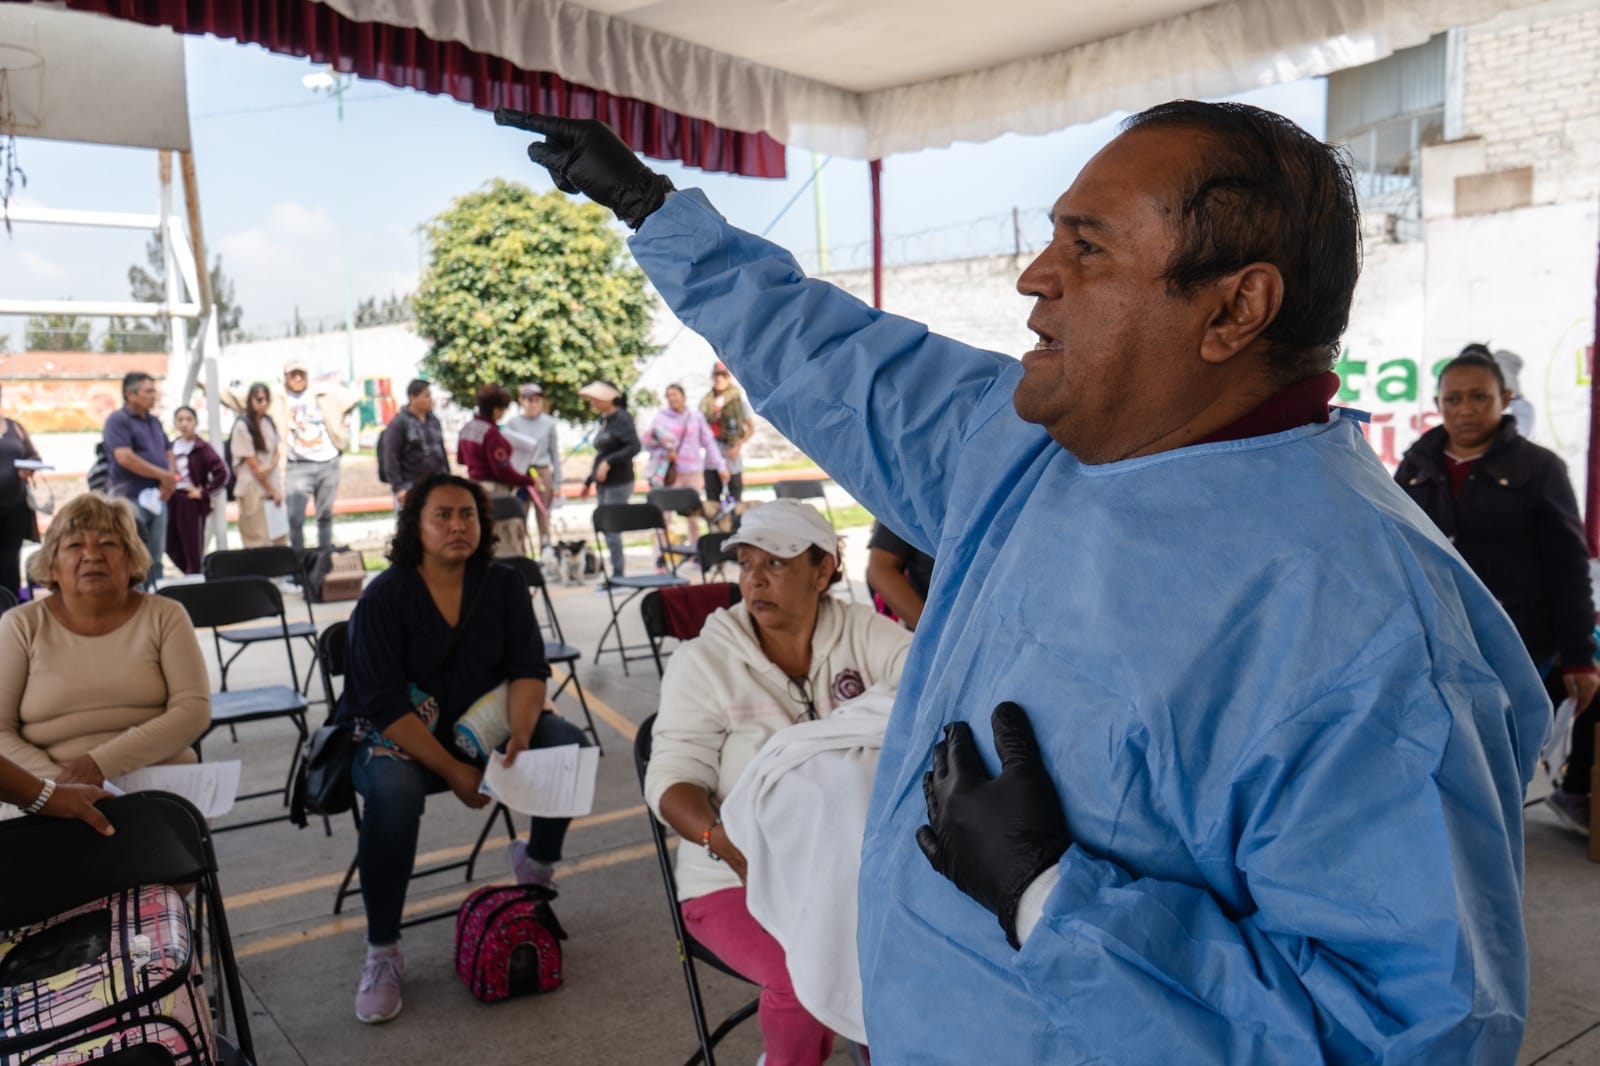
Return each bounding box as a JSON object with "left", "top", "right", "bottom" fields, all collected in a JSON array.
[{"left": 497, "top": 111, "right": 1022, "bottom": 550}]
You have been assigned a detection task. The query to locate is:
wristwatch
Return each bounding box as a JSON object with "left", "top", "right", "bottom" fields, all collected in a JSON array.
[{"left": 24, "top": 778, "right": 56, "bottom": 815}]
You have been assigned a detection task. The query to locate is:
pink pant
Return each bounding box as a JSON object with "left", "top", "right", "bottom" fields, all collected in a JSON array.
[{"left": 680, "top": 887, "right": 835, "bottom": 1066}]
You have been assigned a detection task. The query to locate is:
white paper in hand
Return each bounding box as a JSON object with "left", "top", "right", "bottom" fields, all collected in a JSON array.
[
  {"left": 112, "top": 761, "right": 242, "bottom": 819},
  {"left": 481, "top": 744, "right": 598, "bottom": 818},
  {"left": 263, "top": 499, "right": 290, "bottom": 540}
]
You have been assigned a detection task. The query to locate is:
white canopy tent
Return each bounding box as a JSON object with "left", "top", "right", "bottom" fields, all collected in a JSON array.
[{"left": 317, "top": 0, "right": 1537, "bottom": 159}]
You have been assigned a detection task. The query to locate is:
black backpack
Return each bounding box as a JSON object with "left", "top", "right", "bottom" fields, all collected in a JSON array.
[
  {"left": 221, "top": 421, "right": 238, "bottom": 502},
  {"left": 374, "top": 425, "right": 393, "bottom": 485},
  {"left": 86, "top": 443, "right": 110, "bottom": 494}
]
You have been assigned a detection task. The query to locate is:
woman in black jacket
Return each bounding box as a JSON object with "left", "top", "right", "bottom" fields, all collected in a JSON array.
[
  {"left": 579, "top": 379, "right": 641, "bottom": 576},
  {"left": 1395, "top": 350, "right": 1598, "bottom": 835}
]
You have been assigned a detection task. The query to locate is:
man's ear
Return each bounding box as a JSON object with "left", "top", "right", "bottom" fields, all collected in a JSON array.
[{"left": 1199, "top": 262, "right": 1283, "bottom": 366}]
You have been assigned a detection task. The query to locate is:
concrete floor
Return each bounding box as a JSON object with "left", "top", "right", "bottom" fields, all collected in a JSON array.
[{"left": 186, "top": 539, "right": 1600, "bottom": 1065}]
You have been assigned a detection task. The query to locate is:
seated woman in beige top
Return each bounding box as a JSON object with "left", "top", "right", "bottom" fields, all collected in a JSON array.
[{"left": 0, "top": 493, "right": 210, "bottom": 788}]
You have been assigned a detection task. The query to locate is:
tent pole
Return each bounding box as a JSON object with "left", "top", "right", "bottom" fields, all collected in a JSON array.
[
  {"left": 1586, "top": 207, "right": 1600, "bottom": 556},
  {"left": 869, "top": 159, "right": 883, "bottom": 310}
]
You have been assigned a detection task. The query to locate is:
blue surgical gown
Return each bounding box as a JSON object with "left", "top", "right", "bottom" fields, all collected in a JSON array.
[{"left": 631, "top": 190, "right": 1549, "bottom": 1064}]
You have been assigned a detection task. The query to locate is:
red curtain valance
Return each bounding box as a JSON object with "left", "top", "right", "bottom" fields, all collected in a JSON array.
[{"left": 61, "top": 0, "right": 788, "bottom": 178}]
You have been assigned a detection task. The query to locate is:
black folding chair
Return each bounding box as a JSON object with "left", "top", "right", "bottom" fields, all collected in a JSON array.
[
  {"left": 695, "top": 532, "right": 737, "bottom": 583},
  {"left": 0, "top": 585, "right": 16, "bottom": 613},
  {"left": 160, "top": 577, "right": 311, "bottom": 832},
  {"left": 592, "top": 503, "right": 689, "bottom": 674},
  {"left": 498, "top": 556, "right": 603, "bottom": 754},
  {"left": 491, "top": 493, "right": 533, "bottom": 558},
  {"left": 771, "top": 481, "right": 857, "bottom": 602},
  {"left": 0, "top": 792, "right": 257, "bottom": 1064},
  {"left": 642, "top": 583, "right": 742, "bottom": 678},
  {"left": 317, "top": 622, "right": 519, "bottom": 926},
  {"left": 634, "top": 714, "right": 758, "bottom": 1066},
  {"left": 202, "top": 546, "right": 321, "bottom": 697},
  {"left": 648, "top": 487, "right": 707, "bottom": 574}
]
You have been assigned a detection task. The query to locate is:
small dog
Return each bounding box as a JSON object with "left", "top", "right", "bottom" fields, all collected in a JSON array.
[
  {"left": 544, "top": 540, "right": 589, "bottom": 585},
  {"left": 700, "top": 499, "right": 756, "bottom": 533}
]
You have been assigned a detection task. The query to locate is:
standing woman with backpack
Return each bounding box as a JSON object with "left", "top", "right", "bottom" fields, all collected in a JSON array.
[
  {"left": 230, "top": 383, "right": 287, "bottom": 548},
  {"left": 164, "top": 406, "right": 230, "bottom": 574},
  {"left": 700, "top": 361, "right": 754, "bottom": 506},
  {"left": 578, "top": 380, "right": 640, "bottom": 577}
]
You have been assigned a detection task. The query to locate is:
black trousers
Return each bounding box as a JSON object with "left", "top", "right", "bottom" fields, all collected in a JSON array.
[
  {"left": 703, "top": 469, "right": 744, "bottom": 506},
  {"left": 0, "top": 503, "right": 32, "bottom": 598}
]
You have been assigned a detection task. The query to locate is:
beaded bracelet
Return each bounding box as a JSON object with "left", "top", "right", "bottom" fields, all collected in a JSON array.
[{"left": 702, "top": 817, "right": 722, "bottom": 862}]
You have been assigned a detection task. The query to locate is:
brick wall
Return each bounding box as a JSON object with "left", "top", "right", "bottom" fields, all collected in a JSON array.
[{"left": 1460, "top": 0, "right": 1600, "bottom": 205}]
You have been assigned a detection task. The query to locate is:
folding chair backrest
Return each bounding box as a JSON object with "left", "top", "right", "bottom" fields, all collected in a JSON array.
[
  {"left": 697, "top": 532, "right": 736, "bottom": 572},
  {"left": 160, "top": 575, "right": 287, "bottom": 629},
  {"left": 772, "top": 480, "right": 826, "bottom": 501},
  {"left": 0, "top": 792, "right": 211, "bottom": 928},
  {"left": 318, "top": 620, "right": 350, "bottom": 712},
  {"left": 642, "top": 583, "right": 740, "bottom": 643},
  {"left": 492, "top": 494, "right": 529, "bottom": 522},
  {"left": 203, "top": 546, "right": 303, "bottom": 583},
  {"left": 0, "top": 585, "right": 15, "bottom": 613},
  {"left": 593, "top": 502, "right": 668, "bottom": 536},
  {"left": 648, "top": 487, "right": 704, "bottom": 517},
  {"left": 497, "top": 556, "right": 568, "bottom": 645}
]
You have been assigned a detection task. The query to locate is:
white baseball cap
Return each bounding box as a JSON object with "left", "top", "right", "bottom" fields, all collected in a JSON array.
[{"left": 724, "top": 499, "right": 838, "bottom": 558}]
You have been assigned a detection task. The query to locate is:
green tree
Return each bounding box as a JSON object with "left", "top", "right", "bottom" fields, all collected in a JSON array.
[
  {"left": 25, "top": 313, "right": 91, "bottom": 351},
  {"left": 413, "top": 180, "right": 655, "bottom": 417},
  {"left": 111, "top": 235, "right": 247, "bottom": 350}
]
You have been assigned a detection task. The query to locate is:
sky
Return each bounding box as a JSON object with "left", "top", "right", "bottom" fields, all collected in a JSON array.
[{"left": 0, "top": 31, "right": 1326, "bottom": 343}]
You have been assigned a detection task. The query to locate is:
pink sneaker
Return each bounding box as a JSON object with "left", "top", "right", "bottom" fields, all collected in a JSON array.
[
  {"left": 354, "top": 946, "right": 405, "bottom": 1024},
  {"left": 507, "top": 840, "right": 558, "bottom": 891}
]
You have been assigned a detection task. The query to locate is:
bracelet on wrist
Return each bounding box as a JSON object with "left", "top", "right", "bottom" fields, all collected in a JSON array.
[
  {"left": 701, "top": 818, "right": 723, "bottom": 862},
  {"left": 24, "top": 778, "right": 56, "bottom": 815}
]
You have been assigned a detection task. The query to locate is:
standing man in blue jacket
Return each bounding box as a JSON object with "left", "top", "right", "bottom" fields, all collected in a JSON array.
[{"left": 500, "top": 101, "right": 1548, "bottom": 1062}]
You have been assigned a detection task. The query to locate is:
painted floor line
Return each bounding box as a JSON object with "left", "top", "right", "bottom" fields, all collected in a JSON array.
[
  {"left": 226, "top": 804, "right": 647, "bottom": 910},
  {"left": 234, "top": 841, "right": 658, "bottom": 960},
  {"left": 554, "top": 668, "right": 639, "bottom": 742}
]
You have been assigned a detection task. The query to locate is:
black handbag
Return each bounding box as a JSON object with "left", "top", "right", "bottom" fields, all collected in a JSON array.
[{"left": 288, "top": 720, "right": 356, "bottom": 827}]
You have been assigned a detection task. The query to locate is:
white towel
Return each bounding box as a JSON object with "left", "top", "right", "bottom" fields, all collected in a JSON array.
[{"left": 720, "top": 685, "right": 894, "bottom": 1045}]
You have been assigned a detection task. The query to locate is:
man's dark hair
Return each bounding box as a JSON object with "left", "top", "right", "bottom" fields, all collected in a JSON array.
[
  {"left": 1121, "top": 100, "right": 1361, "bottom": 383},
  {"left": 387, "top": 474, "right": 496, "bottom": 569},
  {"left": 1437, "top": 351, "right": 1507, "bottom": 392},
  {"left": 475, "top": 384, "right": 512, "bottom": 418},
  {"left": 122, "top": 371, "right": 154, "bottom": 399},
  {"left": 1457, "top": 342, "right": 1493, "bottom": 360},
  {"left": 406, "top": 378, "right": 431, "bottom": 401}
]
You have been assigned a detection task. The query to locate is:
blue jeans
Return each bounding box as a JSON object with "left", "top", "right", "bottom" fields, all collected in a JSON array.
[
  {"left": 596, "top": 482, "right": 632, "bottom": 576},
  {"left": 131, "top": 497, "right": 168, "bottom": 589},
  {"left": 350, "top": 711, "right": 589, "bottom": 945},
  {"left": 286, "top": 458, "right": 341, "bottom": 553}
]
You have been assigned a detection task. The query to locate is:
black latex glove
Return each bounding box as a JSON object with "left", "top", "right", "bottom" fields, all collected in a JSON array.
[
  {"left": 915, "top": 702, "right": 1071, "bottom": 949},
  {"left": 494, "top": 109, "right": 674, "bottom": 229}
]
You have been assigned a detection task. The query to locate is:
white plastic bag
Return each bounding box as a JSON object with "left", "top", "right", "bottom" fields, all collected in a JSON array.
[
  {"left": 263, "top": 499, "right": 290, "bottom": 540},
  {"left": 1540, "top": 697, "right": 1578, "bottom": 788}
]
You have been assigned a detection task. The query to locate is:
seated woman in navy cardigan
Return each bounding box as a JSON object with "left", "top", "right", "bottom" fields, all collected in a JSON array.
[{"left": 340, "top": 473, "right": 588, "bottom": 1025}]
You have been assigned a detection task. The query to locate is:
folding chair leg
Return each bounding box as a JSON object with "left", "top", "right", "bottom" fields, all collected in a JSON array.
[
  {"left": 465, "top": 803, "right": 517, "bottom": 882},
  {"left": 686, "top": 1000, "right": 759, "bottom": 1066},
  {"left": 334, "top": 855, "right": 360, "bottom": 915},
  {"left": 555, "top": 670, "right": 604, "bottom": 756}
]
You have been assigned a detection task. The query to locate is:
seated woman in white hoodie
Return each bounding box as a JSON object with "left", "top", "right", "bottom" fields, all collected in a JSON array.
[{"left": 645, "top": 500, "right": 911, "bottom": 1066}]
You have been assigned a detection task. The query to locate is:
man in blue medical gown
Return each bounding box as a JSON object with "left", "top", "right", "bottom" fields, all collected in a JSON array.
[{"left": 500, "top": 101, "right": 1549, "bottom": 1063}]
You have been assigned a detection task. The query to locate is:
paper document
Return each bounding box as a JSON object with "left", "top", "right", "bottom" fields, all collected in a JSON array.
[
  {"left": 502, "top": 428, "right": 539, "bottom": 475},
  {"left": 137, "top": 486, "right": 165, "bottom": 516},
  {"left": 481, "top": 744, "right": 598, "bottom": 818},
  {"left": 13, "top": 459, "right": 53, "bottom": 470},
  {"left": 263, "top": 499, "right": 290, "bottom": 540},
  {"left": 112, "top": 761, "right": 241, "bottom": 819}
]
